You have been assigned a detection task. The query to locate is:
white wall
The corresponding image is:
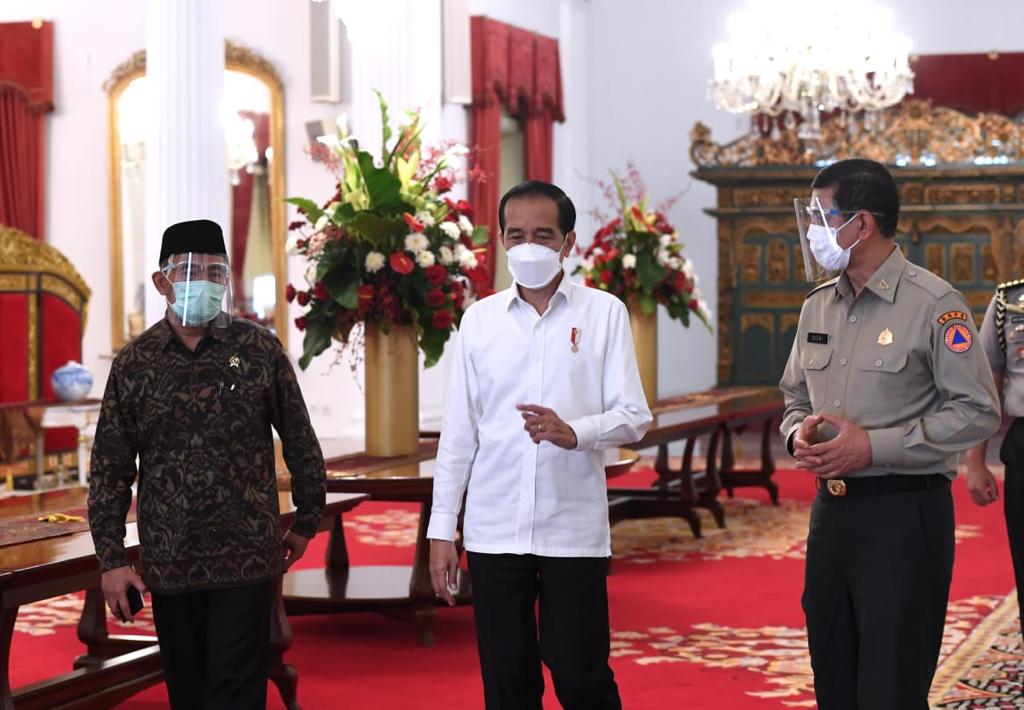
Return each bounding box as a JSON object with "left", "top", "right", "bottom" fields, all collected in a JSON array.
[
  {"left": 585, "top": 0, "right": 1024, "bottom": 398},
  {"left": 5, "top": 0, "right": 1023, "bottom": 440}
]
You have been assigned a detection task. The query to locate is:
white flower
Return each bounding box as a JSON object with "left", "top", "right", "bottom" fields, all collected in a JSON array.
[
  {"left": 682, "top": 259, "right": 695, "bottom": 280},
  {"left": 335, "top": 112, "right": 349, "bottom": 137},
  {"left": 668, "top": 256, "right": 682, "bottom": 271},
  {"left": 416, "top": 250, "right": 436, "bottom": 268},
  {"left": 439, "top": 246, "right": 455, "bottom": 265},
  {"left": 659, "top": 233, "right": 674, "bottom": 247},
  {"left": 622, "top": 254, "right": 637, "bottom": 269},
  {"left": 656, "top": 248, "right": 672, "bottom": 267},
  {"left": 404, "top": 232, "right": 429, "bottom": 253},
  {"left": 316, "top": 134, "right": 340, "bottom": 149},
  {"left": 692, "top": 273, "right": 701, "bottom": 289},
  {"left": 439, "top": 221, "right": 461, "bottom": 240},
  {"left": 365, "top": 251, "right": 386, "bottom": 273},
  {"left": 458, "top": 215, "right": 474, "bottom": 235},
  {"left": 314, "top": 214, "right": 329, "bottom": 232},
  {"left": 454, "top": 244, "right": 477, "bottom": 269},
  {"left": 592, "top": 247, "right": 605, "bottom": 257},
  {"left": 285, "top": 233, "right": 303, "bottom": 255},
  {"left": 697, "top": 299, "right": 712, "bottom": 321},
  {"left": 415, "top": 211, "right": 436, "bottom": 228},
  {"left": 304, "top": 263, "right": 317, "bottom": 286}
]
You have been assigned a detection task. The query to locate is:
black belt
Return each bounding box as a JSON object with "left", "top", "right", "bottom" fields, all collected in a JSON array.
[{"left": 816, "top": 474, "right": 950, "bottom": 498}]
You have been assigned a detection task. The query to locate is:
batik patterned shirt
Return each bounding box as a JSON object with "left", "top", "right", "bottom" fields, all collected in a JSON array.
[{"left": 88, "top": 318, "right": 326, "bottom": 593}]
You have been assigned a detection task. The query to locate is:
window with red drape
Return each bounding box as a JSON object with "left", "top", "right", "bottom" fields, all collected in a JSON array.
[
  {"left": 469, "top": 16, "right": 564, "bottom": 288},
  {"left": 0, "top": 21, "right": 54, "bottom": 241}
]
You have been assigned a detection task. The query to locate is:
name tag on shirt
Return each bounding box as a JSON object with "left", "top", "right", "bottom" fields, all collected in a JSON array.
[{"left": 807, "top": 332, "right": 829, "bottom": 345}]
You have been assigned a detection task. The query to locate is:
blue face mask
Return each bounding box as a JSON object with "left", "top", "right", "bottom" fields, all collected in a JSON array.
[{"left": 170, "top": 280, "right": 226, "bottom": 325}]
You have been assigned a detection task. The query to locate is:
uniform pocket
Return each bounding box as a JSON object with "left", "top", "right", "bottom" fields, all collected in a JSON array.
[
  {"left": 801, "top": 347, "right": 833, "bottom": 411},
  {"left": 853, "top": 348, "right": 909, "bottom": 412}
]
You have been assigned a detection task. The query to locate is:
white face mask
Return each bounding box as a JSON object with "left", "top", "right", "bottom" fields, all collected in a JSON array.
[
  {"left": 506, "top": 241, "right": 565, "bottom": 289},
  {"left": 806, "top": 215, "right": 859, "bottom": 272}
]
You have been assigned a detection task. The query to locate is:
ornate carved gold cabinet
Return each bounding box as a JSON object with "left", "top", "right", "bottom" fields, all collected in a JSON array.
[{"left": 692, "top": 101, "right": 1024, "bottom": 386}]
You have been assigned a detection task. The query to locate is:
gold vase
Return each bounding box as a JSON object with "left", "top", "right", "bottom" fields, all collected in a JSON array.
[
  {"left": 629, "top": 310, "right": 658, "bottom": 410},
  {"left": 364, "top": 324, "right": 419, "bottom": 457}
]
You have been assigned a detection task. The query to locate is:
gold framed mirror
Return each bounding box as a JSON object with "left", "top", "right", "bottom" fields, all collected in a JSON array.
[{"left": 105, "top": 41, "right": 287, "bottom": 350}]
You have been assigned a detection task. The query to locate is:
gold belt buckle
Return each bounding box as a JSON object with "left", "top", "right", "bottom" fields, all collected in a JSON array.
[{"left": 826, "top": 479, "right": 847, "bottom": 497}]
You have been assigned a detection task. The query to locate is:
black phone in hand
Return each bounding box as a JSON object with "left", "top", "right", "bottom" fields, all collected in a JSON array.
[{"left": 127, "top": 586, "right": 144, "bottom": 616}]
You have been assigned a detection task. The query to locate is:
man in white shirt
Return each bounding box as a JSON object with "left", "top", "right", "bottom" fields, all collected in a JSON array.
[{"left": 428, "top": 181, "right": 652, "bottom": 710}]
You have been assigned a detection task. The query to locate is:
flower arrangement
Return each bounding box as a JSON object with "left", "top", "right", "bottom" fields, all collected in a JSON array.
[
  {"left": 285, "top": 93, "right": 489, "bottom": 369},
  {"left": 575, "top": 164, "right": 711, "bottom": 328}
]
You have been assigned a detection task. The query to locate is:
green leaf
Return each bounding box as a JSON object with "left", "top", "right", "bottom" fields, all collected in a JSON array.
[
  {"left": 324, "top": 267, "right": 359, "bottom": 309},
  {"left": 419, "top": 323, "right": 450, "bottom": 368},
  {"left": 374, "top": 90, "right": 392, "bottom": 164},
  {"left": 635, "top": 250, "right": 665, "bottom": 293},
  {"left": 471, "top": 225, "right": 490, "bottom": 246},
  {"left": 285, "top": 197, "right": 324, "bottom": 224},
  {"left": 640, "top": 294, "right": 657, "bottom": 316},
  {"left": 355, "top": 151, "right": 403, "bottom": 210},
  {"left": 348, "top": 212, "right": 407, "bottom": 245},
  {"left": 298, "top": 319, "right": 333, "bottom": 370}
]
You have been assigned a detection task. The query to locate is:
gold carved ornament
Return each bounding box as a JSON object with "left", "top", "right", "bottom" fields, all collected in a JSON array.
[{"left": 690, "top": 100, "right": 1024, "bottom": 168}]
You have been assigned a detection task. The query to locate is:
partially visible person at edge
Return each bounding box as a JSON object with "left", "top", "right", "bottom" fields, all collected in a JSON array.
[
  {"left": 428, "top": 181, "right": 653, "bottom": 709},
  {"left": 780, "top": 158, "right": 1000, "bottom": 710},
  {"left": 88, "top": 219, "right": 326, "bottom": 709},
  {"left": 965, "top": 277, "right": 1024, "bottom": 631}
]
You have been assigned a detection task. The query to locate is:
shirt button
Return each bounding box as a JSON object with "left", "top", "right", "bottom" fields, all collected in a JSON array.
[
  {"left": 834, "top": 400, "right": 841, "bottom": 408},
  {"left": 876, "top": 359, "right": 883, "bottom": 367},
  {"left": 908, "top": 270, "right": 917, "bottom": 277},
  {"left": 848, "top": 315, "right": 857, "bottom": 323},
  {"left": 840, "top": 358, "right": 848, "bottom": 366}
]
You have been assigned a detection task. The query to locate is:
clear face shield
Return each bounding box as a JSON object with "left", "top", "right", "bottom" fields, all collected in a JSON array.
[
  {"left": 793, "top": 197, "right": 861, "bottom": 283},
  {"left": 161, "top": 252, "right": 233, "bottom": 328}
]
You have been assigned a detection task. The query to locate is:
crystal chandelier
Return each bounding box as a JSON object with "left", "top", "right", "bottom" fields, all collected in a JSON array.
[{"left": 710, "top": 0, "right": 914, "bottom": 139}]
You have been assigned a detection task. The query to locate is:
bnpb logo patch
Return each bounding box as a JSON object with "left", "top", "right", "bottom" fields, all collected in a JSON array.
[{"left": 944, "top": 323, "right": 972, "bottom": 353}]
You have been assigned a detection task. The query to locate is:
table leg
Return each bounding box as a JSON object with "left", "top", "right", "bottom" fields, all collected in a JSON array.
[
  {"left": 760, "top": 417, "right": 780, "bottom": 506},
  {"left": 721, "top": 427, "right": 736, "bottom": 498},
  {"left": 653, "top": 442, "right": 703, "bottom": 539},
  {"left": 75, "top": 588, "right": 108, "bottom": 668},
  {"left": 409, "top": 502, "right": 437, "bottom": 647},
  {"left": 34, "top": 431, "right": 45, "bottom": 490},
  {"left": 702, "top": 428, "right": 727, "bottom": 529},
  {"left": 324, "top": 514, "right": 349, "bottom": 573},
  {"left": 1, "top": 603, "right": 17, "bottom": 710},
  {"left": 269, "top": 576, "right": 300, "bottom": 710}
]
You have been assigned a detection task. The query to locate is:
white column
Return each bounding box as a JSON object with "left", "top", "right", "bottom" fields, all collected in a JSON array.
[{"left": 144, "top": 0, "right": 228, "bottom": 326}]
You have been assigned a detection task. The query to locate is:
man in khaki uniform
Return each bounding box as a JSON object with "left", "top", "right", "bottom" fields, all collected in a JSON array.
[
  {"left": 965, "top": 278, "right": 1024, "bottom": 630},
  {"left": 780, "top": 158, "right": 1000, "bottom": 710}
]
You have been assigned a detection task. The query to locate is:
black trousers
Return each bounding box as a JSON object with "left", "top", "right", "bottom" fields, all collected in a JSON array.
[
  {"left": 1000, "top": 417, "right": 1024, "bottom": 627},
  {"left": 151, "top": 581, "right": 274, "bottom": 710},
  {"left": 802, "top": 484, "right": 954, "bottom": 710},
  {"left": 466, "top": 552, "right": 621, "bottom": 710}
]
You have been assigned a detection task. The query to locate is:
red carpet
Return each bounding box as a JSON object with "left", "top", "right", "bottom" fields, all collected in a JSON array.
[{"left": 8, "top": 468, "right": 1020, "bottom": 708}]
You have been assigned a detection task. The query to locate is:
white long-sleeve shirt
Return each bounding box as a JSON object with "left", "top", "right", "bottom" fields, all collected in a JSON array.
[{"left": 427, "top": 274, "right": 653, "bottom": 557}]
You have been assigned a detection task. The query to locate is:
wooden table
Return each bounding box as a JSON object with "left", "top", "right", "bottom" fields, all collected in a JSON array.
[
  {"left": 607, "top": 388, "right": 784, "bottom": 538},
  {"left": 282, "top": 455, "right": 470, "bottom": 648},
  {"left": 0, "top": 491, "right": 366, "bottom": 710}
]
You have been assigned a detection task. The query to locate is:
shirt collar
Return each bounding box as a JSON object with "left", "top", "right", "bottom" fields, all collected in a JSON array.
[
  {"left": 832, "top": 245, "right": 905, "bottom": 304},
  {"left": 505, "top": 270, "right": 573, "bottom": 311},
  {"left": 157, "top": 317, "right": 232, "bottom": 350}
]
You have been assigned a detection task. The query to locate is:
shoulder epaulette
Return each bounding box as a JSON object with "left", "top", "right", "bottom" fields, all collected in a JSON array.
[
  {"left": 994, "top": 281, "right": 1024, "bottom": 358},
  {"left": 998, "top": 278, "right": 1024, "bottom": 291},
  {"left": 806, "top": 276, "right": 840, "bottom": 298}
]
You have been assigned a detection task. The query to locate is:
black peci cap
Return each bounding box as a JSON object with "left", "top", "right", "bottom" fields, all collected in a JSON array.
[{"left": 159, "top": 219, "right": 227, "bottom": 264}]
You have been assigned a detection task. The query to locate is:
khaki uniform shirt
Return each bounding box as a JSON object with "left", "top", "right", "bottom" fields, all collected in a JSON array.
[
  {"left": 779, "top": 247, "right": 1000, "bottom": 479},
  {"left": 980, "top": 281, "right": 1024, "bottom": 417}
]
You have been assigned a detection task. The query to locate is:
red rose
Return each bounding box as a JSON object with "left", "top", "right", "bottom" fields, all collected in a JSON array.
[
  {"left": 433, "top": 174, "right": 453, "bottom": 194},
  {"left": 313, "top": 282, "right": 330, "bottom": 301},
  {"left": 600, "top": 270, "right": 613, "bottom": 284},
  {"left": 426, "top": 263, "right": 447, "bottom": 285},
  {"left": 403, "top": 213, "right": 424, "bottom": 232},
  {"left": 285, "top": 284, "right": 297, "bottom": 303},
  {"left": 294, "top": 316, "right": 309, "bottom": 331},
  {"left": 390, "top": 252, "right": 415, "bottom": 275},
  {"left": 296, "top": 291, "right": 311, "bottom": 306},
  {"left": 432, "top": 309, "right": 454, "bottom": 329},
  {"left": 427, "top": 288, "right": 447, "bottom": 307},
  {"left": 688, "top": 298, "right": 698, "bottom": 310},
  {"left": 605, "top": 247, "right": 620, "bottom": 261},
  {"left": 357, "top": 284, "right": 375, "bottom": 301},
  {"left": 674, "top": 271, "right": 690, "bottom": 293},
  {"left": 584, "top": 277, "right": 594, "bottom": 287}
]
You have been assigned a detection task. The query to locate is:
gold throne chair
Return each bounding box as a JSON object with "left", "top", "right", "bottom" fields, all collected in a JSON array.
[{"left": 0, "top": 225, "right": 91, "bottom": 487}]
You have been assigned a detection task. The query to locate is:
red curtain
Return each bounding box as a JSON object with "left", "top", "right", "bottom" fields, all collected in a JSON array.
[
  {"left": 911, "top": 53, "right": 1024, "bottom": 116},
  {"left": 470, "top": 17, "right": 564, "bottom": 287},
  {"left": 0, "top": 21, "right": 54, "bottom": 241},
  {"left": 0, "top": 91, "right": 44, "bottom": 238}
]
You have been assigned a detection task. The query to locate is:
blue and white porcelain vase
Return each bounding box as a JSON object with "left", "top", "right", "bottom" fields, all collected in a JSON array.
[{"left": 51, "top": 361, "right": 93, "bottom": 401}]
